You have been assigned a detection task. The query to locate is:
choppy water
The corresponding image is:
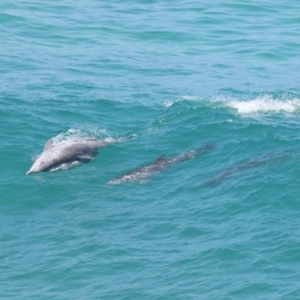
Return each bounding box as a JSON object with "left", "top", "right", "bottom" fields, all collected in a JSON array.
[{"left": 2, "top": 1, "right": 300, "bottom": 299}]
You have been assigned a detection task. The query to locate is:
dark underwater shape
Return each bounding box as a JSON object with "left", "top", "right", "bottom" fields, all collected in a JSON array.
[
  {"left": 107, "top": 143, "right": 215, "bottom": 185},
  {"left": 205, "top": 152, "right": 287, "bottom": 186}
]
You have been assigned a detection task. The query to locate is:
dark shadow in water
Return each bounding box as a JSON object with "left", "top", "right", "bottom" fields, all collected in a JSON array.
[{"left": 205, "top": 151, "right": 289, "bottom": 186}]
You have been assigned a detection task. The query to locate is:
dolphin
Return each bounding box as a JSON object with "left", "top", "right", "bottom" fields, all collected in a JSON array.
[
  {"left": 107, "top": 143, "right": 215, "bottom": 185},
  {"left": 26, "top": 136, "right": 132, "bottom": 175},
  {"left": 205, "top": 152, "right": 285, "bottom": 186}
]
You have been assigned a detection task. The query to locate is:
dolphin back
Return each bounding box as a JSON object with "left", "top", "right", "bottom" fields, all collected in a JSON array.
[
  {"left": 55, "top": 141, "right": 102, "bottom": 161},
  {"left": 195, "top": 143, "right": 215, "bottom": 155},
  {"left": 107, "top": 142, "right": 215, "bottom": 184},
  {"left": 167, "top": 143, "right": 215, "bottom": 165},
  {"left": 153, "top": 155, "right": 165, "bottom": 164},
  {"left": 44, "top": 139, "right": 53, "bottom": 151}
]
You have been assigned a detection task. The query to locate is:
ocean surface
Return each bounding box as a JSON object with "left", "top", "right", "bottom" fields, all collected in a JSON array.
[{"left": 1, "top": 1, "right": 300, "bottom": 299}]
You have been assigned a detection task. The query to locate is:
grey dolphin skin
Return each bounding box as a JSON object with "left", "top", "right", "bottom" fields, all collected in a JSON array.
[
  {"left": 107, "top": 143, "right": 215, "bottom": 185},
  {"left": 26, "top": 136, "right": 132, "bottom": 175}
]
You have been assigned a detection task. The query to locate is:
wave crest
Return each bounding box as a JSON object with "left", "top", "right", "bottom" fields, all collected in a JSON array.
[
  {"left": 227, "top": 95, "right": 300, "bottom": 114},
  {"left": 165, "top": 94, "right": 300, "bottom": 114}
]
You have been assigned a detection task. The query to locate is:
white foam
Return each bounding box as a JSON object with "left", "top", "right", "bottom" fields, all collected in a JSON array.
[
  {"left": 165, "top": 94, "right": 300, "bottom": 114},
  {"left": 53, "top": 127, "right": 109, "bottom": 144},
  {"left": 164, "top": 95, "right": 202, "bottom": 107},
  {"left": 49, "top": 161, "right": 81, "bottom": 172},
  {"left": 227, "top": 95, "right": 300, "bottom": 114}
]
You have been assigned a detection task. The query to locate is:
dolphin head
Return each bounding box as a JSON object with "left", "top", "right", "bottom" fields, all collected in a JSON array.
[{"left": 26, "top": 151, "right": 53, "bottom": 175}]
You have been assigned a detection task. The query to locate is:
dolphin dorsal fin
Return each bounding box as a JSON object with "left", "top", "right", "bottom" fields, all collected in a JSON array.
[
  {"left": 44, "top": 139, "right": 53, "bottom": 151},
  {"left": 154, "top": 155, "right": 165, "bottom": 164}
]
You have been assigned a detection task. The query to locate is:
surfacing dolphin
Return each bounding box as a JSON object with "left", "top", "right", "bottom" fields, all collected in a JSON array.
[
  {"left": 26, "top": 136, "right": 132, "bottom": 175},
  {"left": 107, "top": 143, "right": 215, "bottom": 185}
]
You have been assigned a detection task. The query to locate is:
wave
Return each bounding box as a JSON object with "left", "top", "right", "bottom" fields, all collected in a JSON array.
[
  {"left": 165, "top": 94, "right": 300, "bottom": 114},
  {"left": 226, "top": 95, "right": 300, "bottom": 114}
]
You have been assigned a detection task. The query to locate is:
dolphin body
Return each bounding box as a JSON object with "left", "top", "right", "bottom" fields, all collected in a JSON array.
[
  {"left": 107, "top": 143, "right": 214, "bottom": 185},
  {"left": 26, "top": 136, "right": 130, "bottom": 175},
  {"left": 205, "top": 160, "right": 266, "bottom": 186},
  {"left": 205, "top": 152, "right": 284, "bottom": 186}
]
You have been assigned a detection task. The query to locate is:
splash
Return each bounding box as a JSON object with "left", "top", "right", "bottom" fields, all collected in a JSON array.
[
  {"left": 53, "top": 127, "right": 110, "bottom": 145},
  {"left": 49, "top": 161, "right": 82, "bottom": 172}
]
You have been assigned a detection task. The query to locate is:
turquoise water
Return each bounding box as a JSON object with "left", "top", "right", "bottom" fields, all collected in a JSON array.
[{"left": 2, "top": 1, "right": 300, "bottom": 298}]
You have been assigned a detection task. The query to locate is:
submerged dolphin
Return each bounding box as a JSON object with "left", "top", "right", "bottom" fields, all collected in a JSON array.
[
  {"left": 26, "top": 136, "right": 131, "bottom": 175},
  {"left": 107, "top": 143, "right": 215, "bottom": 185},
  {"left": 205, "top": 152, "right": 285, "bottom": 186}
]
